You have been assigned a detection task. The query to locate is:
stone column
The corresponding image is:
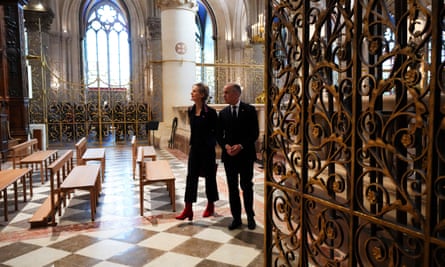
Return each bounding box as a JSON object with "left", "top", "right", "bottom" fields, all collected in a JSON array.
[
  {"left": 157, "top": 0, "right": 197, "bottom": 148},
  {"left": 1, "top": 0, "right": 29, "bottom": 142},
  {"left": 147, "top": 17, "right": 162, "bottom": 121}
]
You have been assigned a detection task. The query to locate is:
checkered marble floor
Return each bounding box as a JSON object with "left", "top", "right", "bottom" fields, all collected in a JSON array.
[{"left": 0, "top": 146, "right": 265, "bottom": 266}]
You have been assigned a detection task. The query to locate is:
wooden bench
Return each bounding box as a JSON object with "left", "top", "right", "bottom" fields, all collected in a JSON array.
[
  {"left": 75, "top": 137, "right": 106, "bottom": 181},
  {"left": 29, "top": 150, "right": 74, "bottom": 228},
  {"left": 60, "top": 165, "right": 101, "bottom": 222},
  {"left": 9, "top": 139, "right": 38, "bottom": 169},
  {"left": 0, "top": 168, "right": 33, "bottom": 221},
  {"left": 138, "top": 159, "right": 175, "bottom": 215},
  {"left": 132, "top": 135, "right": 156, "bottom": 179},
  {"left": 20, "top": 150, "right": 58, "bottom": 184}
]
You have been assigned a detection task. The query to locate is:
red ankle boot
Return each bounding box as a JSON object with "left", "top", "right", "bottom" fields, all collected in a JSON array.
[
  {"left": 202, "top": 202, "right": 214, "bottom": 217},
  {"left": 176, "top": 202, "right": 193, "bottom": 220}
]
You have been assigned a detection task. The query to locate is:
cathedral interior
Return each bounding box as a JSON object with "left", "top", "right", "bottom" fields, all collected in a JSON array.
[{"left": 1, "top": 0, "right": 445, "bottom": 266}]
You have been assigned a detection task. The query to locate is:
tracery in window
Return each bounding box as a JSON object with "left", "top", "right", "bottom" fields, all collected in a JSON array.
[{"left": 83, "top": 1, "right": 130, "bottom": 93}]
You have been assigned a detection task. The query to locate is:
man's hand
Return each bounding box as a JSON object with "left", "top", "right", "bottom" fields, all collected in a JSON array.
[{"left": 225, "top": 144, "right": 242, "bottom": 156}]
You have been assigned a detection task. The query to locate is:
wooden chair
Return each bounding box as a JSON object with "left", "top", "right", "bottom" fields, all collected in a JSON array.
[
  {"left": 139, "top": 160, "right": 175, "bottom": 215},
  {"left": 75, "top": 137, "right": 106, "bottom": 181},
  {"left": 132, "top": 135, "right": 156, "bottom": 180}
]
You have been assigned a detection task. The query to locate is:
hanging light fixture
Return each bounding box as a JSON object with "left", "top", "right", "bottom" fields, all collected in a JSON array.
[{"left": 250, "top": 0, "right": 265, "bottom": 44}]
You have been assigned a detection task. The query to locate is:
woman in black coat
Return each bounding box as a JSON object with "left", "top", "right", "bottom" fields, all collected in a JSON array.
[{"left": 176, "top": 83, "right": 219, "bottom": 220}]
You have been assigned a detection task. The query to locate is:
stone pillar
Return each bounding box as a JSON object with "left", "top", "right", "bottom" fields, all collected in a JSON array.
[
  {"left": 157, "top": 0, "right": 197, "bottom": 148},
  {"left": 147, "top": 17, "right": 162, "bottom": 121},
  {"left": 1, "top": 0, "right": 29, "bottom": 142}
]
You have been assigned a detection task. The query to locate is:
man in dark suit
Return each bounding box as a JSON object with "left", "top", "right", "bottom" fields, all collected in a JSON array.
[{"left": 217, "top": 83, "right": 259, "bottom": 230}]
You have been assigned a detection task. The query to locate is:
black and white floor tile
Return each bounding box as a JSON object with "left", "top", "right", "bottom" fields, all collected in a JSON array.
[{"left": 0, "top": 145, "right": 264, "bottom": 266}]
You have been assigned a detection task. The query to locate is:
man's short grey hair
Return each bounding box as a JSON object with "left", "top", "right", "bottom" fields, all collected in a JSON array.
[{"left": 227, "top": 83, "right": 242, "bottom": 94}]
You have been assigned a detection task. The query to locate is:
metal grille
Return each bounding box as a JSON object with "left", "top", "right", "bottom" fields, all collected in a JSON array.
[
  {"left": 265, "top": 1, "right": 445, "bottom": 266},
  {"left": 45, "top": 100, "right": 150, "bottom": 146},
  {"left": 27, "top": 66, "right": 153, "bottom": 146}
]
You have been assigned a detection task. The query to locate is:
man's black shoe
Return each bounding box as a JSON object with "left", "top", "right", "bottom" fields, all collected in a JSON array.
[
  {"left": 247, "top": 217, "right": 256, "bottom": 230},
  {"left": 228, "top": 220, "right": 242, "bottom": 230}
]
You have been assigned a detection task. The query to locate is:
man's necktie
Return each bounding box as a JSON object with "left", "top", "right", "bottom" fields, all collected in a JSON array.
[{"left": 232, "top": 105, "right": 237, "bottom": 119}]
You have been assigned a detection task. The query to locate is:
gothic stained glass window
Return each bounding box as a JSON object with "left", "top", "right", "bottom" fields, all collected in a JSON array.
[{"left": 83, "top": 1, "right": 130, "bottom": 92}]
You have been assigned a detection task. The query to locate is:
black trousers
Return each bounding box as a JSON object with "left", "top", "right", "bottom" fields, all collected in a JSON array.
[
  {"left": 184, "top": 146, "right": 219, "bottom": 203},
  {"left": 223, "top": 156, "right": 255, "bottom": 220}
]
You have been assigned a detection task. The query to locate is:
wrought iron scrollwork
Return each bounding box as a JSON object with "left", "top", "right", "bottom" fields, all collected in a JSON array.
[
  {"left": 266, "top": 0, "right": 445, "bottom": 266},
  {"left": 46, "top": 102, "right": 149, "bottom": 145}
]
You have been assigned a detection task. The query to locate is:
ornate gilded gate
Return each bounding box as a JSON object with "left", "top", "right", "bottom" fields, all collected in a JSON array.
[
  {"left": 45, "top": 96, "right": 150, "bottom": 146},
  {"left": 29, "top": 79, "right": 152, "bottom": 146},
  {"left": 265, "top": 1, "right": 445, "bottom": 266},
  {"left": 26, "top": 53, "right": 154, "bottom": 146}
]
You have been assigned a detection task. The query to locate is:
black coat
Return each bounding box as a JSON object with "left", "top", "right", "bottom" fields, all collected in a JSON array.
[
  {"left": 188, "top": 104, "right": 217, "bottom": 177},
  {"left": 188, "top": 104, "right": 217, "bottom": 148},
  {"left": 217, "top": 102, "right": 259, "bottom": 162}
]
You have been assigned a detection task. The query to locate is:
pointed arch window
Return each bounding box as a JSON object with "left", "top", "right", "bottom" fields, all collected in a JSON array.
[
  {"left": 83, "top": 1, "right": 130, "bottom": 92},
  {"left": 195, "top": 1, "right": 215, "bottom": 103}
]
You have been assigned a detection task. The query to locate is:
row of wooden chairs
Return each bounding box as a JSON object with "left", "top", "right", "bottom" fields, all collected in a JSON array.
[{"left": 131, "top": 135, "right": 175, "bottom": 215}]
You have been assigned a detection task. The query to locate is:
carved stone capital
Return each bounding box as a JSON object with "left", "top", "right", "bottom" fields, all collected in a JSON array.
[
  {"left": 147, "top": 17, "right": 161, "bottom": 40},
  {"left": 156, "top": 0, "right": 198, "bottom": 11}
]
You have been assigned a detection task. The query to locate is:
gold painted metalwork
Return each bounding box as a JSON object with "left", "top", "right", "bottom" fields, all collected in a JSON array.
[
  {"left": 28, "top": 52, "right": 263, "bottom": 146},
  {"left": 28, "top": 51, "right": 152, "bottom": 145},
  {"left": 265, "top": 1, "right": 445, "bottom": 266}
]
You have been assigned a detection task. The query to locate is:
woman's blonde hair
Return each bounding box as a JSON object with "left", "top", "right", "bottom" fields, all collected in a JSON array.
[{"left": 194, "top": 82, "right": 209, "bottom": 103}]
